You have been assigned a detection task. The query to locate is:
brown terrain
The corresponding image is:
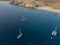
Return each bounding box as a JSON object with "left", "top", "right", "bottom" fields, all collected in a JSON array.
[
  {"left": 9, "top": 0, "right": 60, "bottom": 9},
  {"left": 0, "top": 0, "right": 60, "bottom": 9},
  {"left": 0, "top": 0, "right": 60, "bottom": 13},
  {"left": 0, "top": 0, "right": 10, "bottom": 1}
]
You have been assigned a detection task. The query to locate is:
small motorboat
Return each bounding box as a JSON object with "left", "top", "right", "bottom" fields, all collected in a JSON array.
[
  {"left": 21, "top": 16, "right": 26, "bottom": 22},
  {"left": 50, "top": 26, "right": 57, "bottom": 39},
  {"left": 52, "top": 30, "right": 57, "bottom": 36},
  {"left": 51, "top": 26, "right": 57, "bottom": 36},
  {"left": 17, "top": 28, "right": 23, "bottom": 39}
]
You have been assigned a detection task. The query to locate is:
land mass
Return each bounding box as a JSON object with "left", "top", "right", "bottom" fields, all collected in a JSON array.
[
  {"left": 10, "top": 0, "right": 60, "bottom": 13},
  {"left": 0, "top": 0, "right": 60, "bottom": 13}
]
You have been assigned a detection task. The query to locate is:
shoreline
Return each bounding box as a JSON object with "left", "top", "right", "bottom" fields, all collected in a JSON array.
[
  {"left": 36, "top": 6, "right": 60, "bottom": 13},
  {"left": 0, "top": 1, "right": 60, "bottom": 13},
  {"left": 0, "top": 1, "right": 9, "bottom": 3}
]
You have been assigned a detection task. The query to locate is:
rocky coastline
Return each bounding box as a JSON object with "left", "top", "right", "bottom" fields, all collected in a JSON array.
[
  {"left": 10, "top": 0, "right": 60, "bottom": 9},
  {"left": 9, "top": 0, "right": 60, "bottom": 13},
  {"left": 10, "top": 0, "right": 46, "bottom": 8}
]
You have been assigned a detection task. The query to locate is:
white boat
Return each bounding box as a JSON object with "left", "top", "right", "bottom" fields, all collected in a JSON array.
[
  {"left": 50, "top": 26, "right": 57, "bottom": 39},
  {"left": 17, "top": 28, "right": 23, "bottom": 39},
  {"left": 21, "top": 16, "right": 26, "bottom": 21},
  {"left": 51, "top": 26, "right": 57, "bottom": 36},
  {"left": 52, "top": 30, "right": 57, "bottom": 36}
]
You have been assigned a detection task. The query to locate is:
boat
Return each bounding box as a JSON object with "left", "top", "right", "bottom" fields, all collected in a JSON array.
[
  {"left": 17, "top": 28, "right": 23, "bottom": 39},
  {"left": 51, "top": 26, "right": 57, "bottom": 36},
  {"left": 50, "top": 26, "right": 57, "bottom": 39},
  {"left": 21, "top": 16, "right": 26, "bottom": 21}
]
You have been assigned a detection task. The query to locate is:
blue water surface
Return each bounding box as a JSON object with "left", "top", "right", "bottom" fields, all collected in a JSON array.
[{"left": 0, "top": 2, "right": 60, "bottom": 45}]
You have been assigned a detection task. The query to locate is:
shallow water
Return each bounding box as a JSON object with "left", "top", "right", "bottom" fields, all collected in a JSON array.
[{"left": 0, "top": 2, "right": 60, "bottom": 45}]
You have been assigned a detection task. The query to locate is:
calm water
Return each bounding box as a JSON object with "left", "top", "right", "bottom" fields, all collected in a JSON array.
[{"left": 0, "top": 2, "right": 60, "bottom": 45}]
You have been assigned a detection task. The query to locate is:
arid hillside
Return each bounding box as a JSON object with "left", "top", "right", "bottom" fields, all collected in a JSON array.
[
  {"left": 10, "top": 0, "right": 60, "bottom": 9},
  {"left": 1, "top": 0, "right": 60, "bottom": 9}
]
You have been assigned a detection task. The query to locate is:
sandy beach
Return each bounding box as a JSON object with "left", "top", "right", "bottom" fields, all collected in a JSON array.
[{"left": 36, "top": 6, "right": 60, "bottom": 13}]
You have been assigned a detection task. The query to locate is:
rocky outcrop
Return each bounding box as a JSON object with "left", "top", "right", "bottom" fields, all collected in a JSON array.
[{"left": 10, "top": 0, "right": 19, "bottom": 5}]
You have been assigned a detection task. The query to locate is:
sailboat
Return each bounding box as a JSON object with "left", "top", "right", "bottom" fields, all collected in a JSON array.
[{"left": 17, "top": 28, "right": 23, "bottom": 39}]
